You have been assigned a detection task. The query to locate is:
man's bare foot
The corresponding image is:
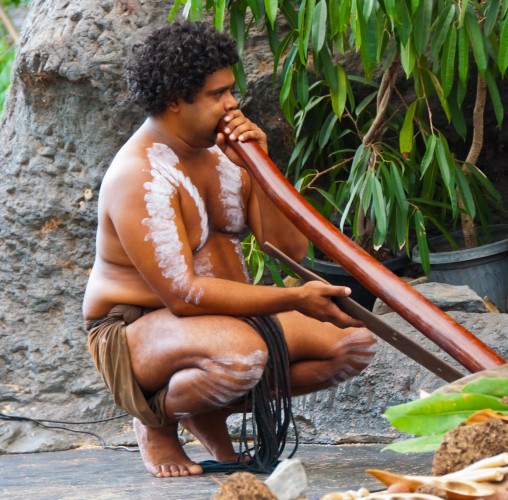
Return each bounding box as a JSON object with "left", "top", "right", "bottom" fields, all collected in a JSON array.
[
  {"left": 181, "top": 409, "right": 248, "bottom": 463},
  {"left": 133, "top": 418, "right": 203, "bottom": 477}
]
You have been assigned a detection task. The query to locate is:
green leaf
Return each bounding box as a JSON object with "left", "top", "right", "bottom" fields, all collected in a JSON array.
[
  {"left": 449, "top": 93, "right": 467, "bottom": 140},
  {"left": 298, "top": 0, "right": 316, "bottom": 64},
  {"left": 461, "top": 377, "right": 508, "bottom": 398},
  {"left": 383, "top": 392, "right": 508, "bottom": 435},
  {"left": 457, "top": 27, "right": 469, "bottom": 86},
  {"left": 213, "top": 0, "right": 226, "bottom": 30},
  {"left": 297, "top": 68, "right": 309, "bottom": 106},
  {"left": 358, "top": 4, "right": 379, "bottom": 79},
  {"left": 465, "top": 8, "right": 488, "bottom": 76},
  {"left": 312, "top": 0, "right": 327, "bottom": 54},
  {"left": 441, "top": 24, "right": 457, "bottom": 98},
  {"left": 484, "top": 0, "right": 501, "bottom": 36},
  {"left": 414, "top": 209, "right": 429, "bottom": 274},
  {"left": 458, "top": 0, "right": 469, "bottom": 28},
  {"left": 372, "top": 175, "right": 387, "bottom": 240},
  {"left": 264, "top": 0, "right": 278, "bottom": 27},
  {"left": 455, "top": 167, "right": 476, "bottom": 219},
  {"left": 465, "top": 162, "right": 502, "bottom": 202},
  {"left": 399, "top": 101, "right": 417, "bottom": 155},
  {"left": 499, "top": 16, "right": 508, "bottom": 76},
  {"left": 382, "top": 434, "right": 445, "bottom": 454},
  {"left": 319, "top": 112, "right": 338, "bottom": 148},
  {"left": 321, "top": 46, "right": 338, "bottom": 94},
  {"left": 232, "top": 61, "right": 247, "bottom": 94},
  {"left": 486, "top": 69, "right": 504, "bottom": 127},
  {"left": 394, "top": 0, "right": 412, "bottom": 46},
  {"left": 273, "top": 31, "right": 297, "bottom": 82},
  {"left": 168, "top": 0, "right": 183, "bottom": 21},
  {"left": 431, "top": 5, "right": 456, "bottom": 62},
  {"left": 427, "top": 70, "right": 451, "bottom": 121},
  {"left": 400, "top": 39, "right": 416, "bottom": 78},
  {"left": 413, "top": 0, "right": 433, "bottom": 57},
  {"left": 230, "top": 2, "right": 247, "bottom": 56},
  {"left": 421, "top": 134, "right": 437, "bottom": 177},
  {"left": 331, "top": 64, "right": 348, "bottom": 118}
]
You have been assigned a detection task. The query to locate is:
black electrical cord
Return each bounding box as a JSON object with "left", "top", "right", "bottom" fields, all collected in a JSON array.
[{"left": 0, "top": 411, "right": 139, "bottom": 452}]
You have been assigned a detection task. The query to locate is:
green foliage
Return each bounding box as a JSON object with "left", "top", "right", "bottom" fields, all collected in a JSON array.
[
  {"left": 383, "top": 377, "right": 508, "bottom": 453},
  {"left": 0, "top": 39, "right": 14, "bottom": 116},
  {"left": 170, "top": 0, "right": 506, "bottom": 273}
]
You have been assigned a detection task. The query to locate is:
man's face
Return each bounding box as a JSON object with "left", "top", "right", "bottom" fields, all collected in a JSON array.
[{"left": 178, "top": 67, "right": 238, "bottom": 148}]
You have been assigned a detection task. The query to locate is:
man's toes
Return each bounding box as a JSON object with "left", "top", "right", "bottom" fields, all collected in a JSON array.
[{"left": 186, "top": 463, "right": 204, "bottom": 475}]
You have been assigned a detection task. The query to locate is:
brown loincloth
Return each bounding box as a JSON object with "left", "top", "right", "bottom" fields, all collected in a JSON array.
[{"left": 86, "top": 304, "right": 169, "bottom": 427}]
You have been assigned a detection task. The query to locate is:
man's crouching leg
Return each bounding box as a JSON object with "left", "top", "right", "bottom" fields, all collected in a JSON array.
[{"left": 125, "top": 313, "right": 269, "bottom": 477}]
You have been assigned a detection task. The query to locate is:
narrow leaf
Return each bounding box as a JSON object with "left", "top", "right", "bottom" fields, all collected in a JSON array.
[
  {"left": 421, "top": 134, "right": 437, "bottom": 177},
  {"left": 465, "top": 8, "right": 488, "bottom": 76},
  {"left": 312, "top": 0, "right": 327, "bottom": 54},
  {"left": 486, "top": 68, "right": 504, "bottom": 127},
  {"left": 484, "top": 0, "right": 501, "bottom": 36},
  {"left": 499, "top": 16, "right": 508, "bottom": 76},
  {"left": 372, "top": 175, "right": 387, "bottom": 240},
  {"left": 455, "top": 167, "right": 476, "bottom": 219},
  {"left": 399, "top": 101, "right": 417, "bottom": 155},
  {"left": 264, "top": 0, "right": 278, "bottom": 27},
  {"left": 431, "top": 5, "right": 456, "bottom": 62},
  {"left": 414, "top": 209, "right": 429, "bottom": 274},
  {"left": 331, "top": 64, "right": 348, "bottom": 118},
  {"left": 400, "top": 39, "right": 416, "bottom": 78},
  {"left": 457, "top": 27, "right": 469, "bottom": 86},
  {"left": 413, "top": 0, "right": 433, "bottom": 56},
  {"left": 441, "top": 25, "right": 457, "bottom": 98}
]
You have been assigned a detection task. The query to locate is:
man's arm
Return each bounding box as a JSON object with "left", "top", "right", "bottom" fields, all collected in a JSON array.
[{"left": 215, "top": 110, "right": 308, "bottom": 262}]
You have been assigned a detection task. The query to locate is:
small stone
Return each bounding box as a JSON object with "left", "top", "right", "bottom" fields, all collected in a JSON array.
[{"left": 264, "top": 459, "right": 308, "bottom": 500}]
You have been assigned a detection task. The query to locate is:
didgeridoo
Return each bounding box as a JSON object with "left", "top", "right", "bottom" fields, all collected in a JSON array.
[{"left": 217, "top": 118, "right": 506, "bottom": 373}]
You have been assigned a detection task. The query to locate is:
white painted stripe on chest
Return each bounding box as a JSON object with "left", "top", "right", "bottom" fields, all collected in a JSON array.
[
  {"left": 148, "top": 143, "right": 209, "bottom": 249},
  {"left": 211, "top": 146, "right": 246, "bottom": 232}
]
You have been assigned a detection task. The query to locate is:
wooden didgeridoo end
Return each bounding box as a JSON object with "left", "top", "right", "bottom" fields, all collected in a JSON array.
[{"left": 216, "top": 117, "right": 507, "bottom": 373}]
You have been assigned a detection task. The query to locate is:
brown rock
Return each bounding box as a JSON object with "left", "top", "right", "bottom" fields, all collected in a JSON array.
[
  {"left": 213, "top": 472, "right": 276, "bottom": 500},
  {"left": 432, "top": 419, "right": 508, "bottom": 476}
]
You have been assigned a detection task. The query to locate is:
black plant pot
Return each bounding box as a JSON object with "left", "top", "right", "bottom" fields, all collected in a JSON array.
[
  {"left": 302, "top": 252, "right": 410, "bottom": 311},
  {"left": 412, "top": 224, "right": 508, "bottom": 313}
]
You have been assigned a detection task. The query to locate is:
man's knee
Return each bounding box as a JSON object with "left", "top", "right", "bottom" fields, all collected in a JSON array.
[
  {"left": 200, "top": 349, "right": 269, "bottom": 406},
  {"left": 329, "top": 327, "right": 377, "bottom": 384}
]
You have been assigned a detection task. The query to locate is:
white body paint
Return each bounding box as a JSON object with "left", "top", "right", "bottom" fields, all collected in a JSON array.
[
  {"left": 328, "top": 329, "right": 376, "bottom": 385},
  {"left": 197, "top": 350, "right": 267, "bottom": 407},
  {"left": 143, "top": 144, "right": 209, "bottom": 298},
  {"left": 212, "top": 146, "right": 246, "bottom": 233},
  {"left": 229, "top": 236, "right": 250, "bottom": 283}
]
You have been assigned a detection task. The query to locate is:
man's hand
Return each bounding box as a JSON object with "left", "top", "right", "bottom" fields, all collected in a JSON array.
[
  {"left": 216, "top": 110, "right": 268, "bottom": 167},
  {"left": 296, "top": 281, "right": 365, "bottom": 329}
]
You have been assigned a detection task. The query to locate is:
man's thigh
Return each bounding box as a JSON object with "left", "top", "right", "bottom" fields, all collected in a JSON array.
[{"left": 125, "top": 308, "right": 268, "bottom": 393}]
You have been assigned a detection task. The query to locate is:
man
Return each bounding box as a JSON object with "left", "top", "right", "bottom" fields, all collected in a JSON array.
[{"left": 83, "top": 20, "right": 376, "bottom": 478}]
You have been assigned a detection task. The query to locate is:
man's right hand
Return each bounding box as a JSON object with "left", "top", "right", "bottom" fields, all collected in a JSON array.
[{"left": 295, "top": 281, "right": 365, "bottom": 328}]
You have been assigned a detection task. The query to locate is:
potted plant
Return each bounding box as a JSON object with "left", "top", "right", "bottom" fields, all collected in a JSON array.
[{"left": 169, "top": 0, "right": 508, "bottom": 310}]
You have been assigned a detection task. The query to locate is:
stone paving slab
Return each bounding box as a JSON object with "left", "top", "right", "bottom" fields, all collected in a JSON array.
[
  {"left": 0, "top": 443, "right": 433, "bottom": 499},
  {"left": 0, "top": 444, "right": 432, "bottom": 500}
]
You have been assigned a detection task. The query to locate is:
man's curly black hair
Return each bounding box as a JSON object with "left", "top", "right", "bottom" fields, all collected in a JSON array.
[{"left": 126, "top": 21, "right": 239, "bottom": 116}]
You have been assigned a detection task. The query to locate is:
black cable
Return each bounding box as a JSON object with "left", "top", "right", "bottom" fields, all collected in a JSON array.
[{"left": 0, "top": 412, "right": 138, "bottom": 452}]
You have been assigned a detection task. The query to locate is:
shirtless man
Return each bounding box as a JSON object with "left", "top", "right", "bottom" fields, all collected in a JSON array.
[{"left": 83, "top": 20, "right": 376, "bottom": 478}]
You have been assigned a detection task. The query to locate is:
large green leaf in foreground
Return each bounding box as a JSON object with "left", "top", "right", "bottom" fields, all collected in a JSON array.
[
  {"left": 383, "top": 392, "right": 508, "bottom": 436},
  {"left": 383, "top": 433, "right": 446, "bottom": 454}
]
